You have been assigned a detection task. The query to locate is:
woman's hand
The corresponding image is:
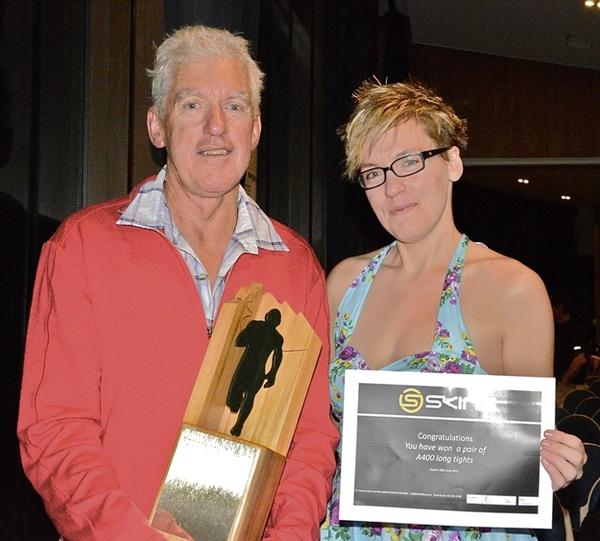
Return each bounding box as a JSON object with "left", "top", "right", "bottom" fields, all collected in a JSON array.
[{"left": 540, "top": 429, "right": 587, "bottom": 491}]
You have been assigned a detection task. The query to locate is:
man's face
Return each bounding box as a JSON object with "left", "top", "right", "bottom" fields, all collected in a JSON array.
[{"left": 147, "top": 56, "right": 261, "bottom": 198}]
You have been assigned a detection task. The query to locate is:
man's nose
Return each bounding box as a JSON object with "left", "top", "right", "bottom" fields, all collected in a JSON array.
[{"left": 205, "top": 105, "right": 226, "bottom": 136}]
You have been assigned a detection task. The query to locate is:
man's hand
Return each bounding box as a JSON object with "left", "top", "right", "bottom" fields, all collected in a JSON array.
[{"left": 152, "top": 508, "right": 194, "bottom": 541}]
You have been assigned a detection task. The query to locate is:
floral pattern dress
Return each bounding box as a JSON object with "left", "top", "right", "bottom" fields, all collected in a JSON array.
[{"left": 320, "top": 235, "right": 537, "bottom": 541}]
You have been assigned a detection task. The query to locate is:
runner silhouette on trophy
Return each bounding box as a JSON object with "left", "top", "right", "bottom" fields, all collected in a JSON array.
[{"left": 227, "top": 308, "right": 284, "bottom": 436}]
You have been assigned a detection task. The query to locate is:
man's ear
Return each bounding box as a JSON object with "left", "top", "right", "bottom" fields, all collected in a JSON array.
[
  {"left": 147, "top": 107, "right": 166, "bottom": 149},
  {"left": 251, "top": 114, "right": 262, "bottom": 150},
  {"left": 447, "top": 146, "right": 464, "bottom": 183}
]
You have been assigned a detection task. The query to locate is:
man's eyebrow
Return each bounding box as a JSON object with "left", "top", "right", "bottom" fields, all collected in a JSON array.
[
  {"left": 173, "top": 89, "right": 251, "bottom": 102},
  {"left": 227, "top": 91, "right": 251, "bottom": 102},
  {"left": 174, "top": 89, "right": 202, "bottom": 101}
]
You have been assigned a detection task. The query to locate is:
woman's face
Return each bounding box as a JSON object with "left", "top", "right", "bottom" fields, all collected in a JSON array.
[{"left": 361, "top": 119, "right": 463, "bottom": 244}]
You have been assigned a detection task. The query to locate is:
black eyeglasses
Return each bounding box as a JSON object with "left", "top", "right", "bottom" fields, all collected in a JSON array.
[{"left": 357, "top": 147, "right": 450, "bottom": 190}]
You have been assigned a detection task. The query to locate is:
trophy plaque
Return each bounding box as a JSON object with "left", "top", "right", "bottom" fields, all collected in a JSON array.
[{"left": 150, "top": 284, "right": 322, "bottom": 541}]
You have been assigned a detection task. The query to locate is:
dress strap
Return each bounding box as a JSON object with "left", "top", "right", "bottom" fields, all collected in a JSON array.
[
  {"left": 333, "top": 242, "right": 395, "bottom": 348},
  {"left": 438, "top": 234, "right": 469, "bottom": 309},
  {"left": 431, "top": 235, "right": 477, "bottom": 356}
]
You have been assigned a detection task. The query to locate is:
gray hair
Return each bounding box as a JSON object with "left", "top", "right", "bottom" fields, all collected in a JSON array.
[{"left": 147, "top": 25, "right": 265, "bottom": 118}]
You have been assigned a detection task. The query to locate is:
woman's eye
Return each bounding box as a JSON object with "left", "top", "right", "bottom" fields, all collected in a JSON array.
[
  {"left": 401, "top": 157, "right": 419, "bottom": 168},
  {"left": 364, "top": 170, "right": 382, "bottom": 181}
]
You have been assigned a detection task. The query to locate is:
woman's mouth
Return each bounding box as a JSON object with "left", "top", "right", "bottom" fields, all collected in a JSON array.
[{"left": 390, "top": 202, "right": 417, "bottom": 215}]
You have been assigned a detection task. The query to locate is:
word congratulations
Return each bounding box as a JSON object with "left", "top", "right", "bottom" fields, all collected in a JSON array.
[{"left": 417, "top": 432, "right": 474, "bottom": 443}]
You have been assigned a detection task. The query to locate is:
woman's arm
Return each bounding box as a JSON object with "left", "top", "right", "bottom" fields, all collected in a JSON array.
[
  {"left": 497, "top": 264, "right": 553, "bottom": 377},
  {"left": 497, "top": 262, "right": 586, "bottom": 490}
]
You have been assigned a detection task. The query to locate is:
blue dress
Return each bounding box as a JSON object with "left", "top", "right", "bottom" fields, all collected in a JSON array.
[{"left": 320, "top": 235, "right": 537, "bottom": 541}]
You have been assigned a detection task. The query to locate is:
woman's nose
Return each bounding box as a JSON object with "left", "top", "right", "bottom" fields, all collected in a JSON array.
[{"left": 384, "top": 171, "right": 407, "bottom": 197}]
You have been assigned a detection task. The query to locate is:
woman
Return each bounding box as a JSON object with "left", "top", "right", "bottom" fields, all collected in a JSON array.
[{"left": 320, "top": 80, "right": 586, "bottom": 541}]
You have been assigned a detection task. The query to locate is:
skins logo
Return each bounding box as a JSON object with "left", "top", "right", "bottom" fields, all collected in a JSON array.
[{"left": 398, "top": 388, "right": 424, "bottom": 413}]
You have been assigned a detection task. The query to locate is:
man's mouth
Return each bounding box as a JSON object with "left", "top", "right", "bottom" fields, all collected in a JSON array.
[{"left": 199, "top": 148, "right": 231, "bottom": 156}]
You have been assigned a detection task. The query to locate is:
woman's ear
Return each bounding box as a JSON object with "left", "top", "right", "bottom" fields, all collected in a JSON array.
[{"left": 447, "top": 146, "right": 464, "bottom": 183}]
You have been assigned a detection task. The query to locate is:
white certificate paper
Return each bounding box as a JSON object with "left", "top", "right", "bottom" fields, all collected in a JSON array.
[{"left": 340, "top": 371, "right": 555, "bottom": 529}]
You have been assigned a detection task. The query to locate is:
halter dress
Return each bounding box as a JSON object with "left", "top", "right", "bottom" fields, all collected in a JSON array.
[{"left": 320, "top": 235, "right": 537, "bottom": 541}]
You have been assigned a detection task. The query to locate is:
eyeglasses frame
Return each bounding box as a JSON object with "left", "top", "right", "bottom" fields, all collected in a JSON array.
[{"left": 357, "top": 147, "right": 451, "bottom": 190}]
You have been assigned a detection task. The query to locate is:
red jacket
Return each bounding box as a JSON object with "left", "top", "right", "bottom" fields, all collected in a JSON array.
[{"left": 18, "top": 188, "right": 338, "bottom": 540}]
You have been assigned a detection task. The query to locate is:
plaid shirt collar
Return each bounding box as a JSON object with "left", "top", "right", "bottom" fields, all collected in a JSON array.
[{"left": 116, "top": 166, "right": 288, "bottom": 255}]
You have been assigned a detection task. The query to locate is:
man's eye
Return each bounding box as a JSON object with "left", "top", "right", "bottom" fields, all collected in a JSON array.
[
  {"left": 226, "top": 102, "right": 244, "bottom": 112},
  {"left": 184, "top": 102, "right": 200, "bottom": 110}
]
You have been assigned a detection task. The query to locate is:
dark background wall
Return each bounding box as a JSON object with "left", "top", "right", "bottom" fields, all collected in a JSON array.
[{"left": 1, "top": 1, "right": 597, "bottom": 537}]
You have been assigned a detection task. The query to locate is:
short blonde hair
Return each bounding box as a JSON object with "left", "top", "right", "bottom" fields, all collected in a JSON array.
[
  {"left": 147, "top": 25, "right": 265, "bottom": 118},
  {"left": 340, "top": 80, "right": 468, "bottom": 179}
]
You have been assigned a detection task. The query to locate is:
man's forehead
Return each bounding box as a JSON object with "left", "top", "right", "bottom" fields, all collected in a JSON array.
[
  {"left": 173, "top": 56, "right": 247, "bottom": 79},
  {"left": 169, "top": 59, "right": 250, "bottom": 94}
]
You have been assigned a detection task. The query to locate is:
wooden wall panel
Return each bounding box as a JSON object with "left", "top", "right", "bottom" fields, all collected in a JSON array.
[
  {"left": 86, "top": 0, "right": 165, "bottom": 201},
  {"left": 84, "top": 0, "right": 132, "bottom": 205},
  {"left": 409, "top": 44, "right": 600, "bottom": 159},
  {"left": 130, "top": 0, "right": 166, "bottom": 186},
  {"left": 258, "top": 0, "right": 329, "bottom": 260}
]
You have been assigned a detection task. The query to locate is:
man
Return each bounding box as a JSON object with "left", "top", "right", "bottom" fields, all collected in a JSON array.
[{"left": 18, "top": 26, "right": 337, "bottom": 541}]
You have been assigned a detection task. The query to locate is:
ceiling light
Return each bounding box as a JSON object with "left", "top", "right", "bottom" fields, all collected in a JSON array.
[
  {"left": 517, "top": 178, "right": 529, "bottom": 184},
  {"left": 561, "top": 195, "right": 571, "bottom": 200},
  {"left": 585, "top": 0, "right": 594, "bottom": 7}
]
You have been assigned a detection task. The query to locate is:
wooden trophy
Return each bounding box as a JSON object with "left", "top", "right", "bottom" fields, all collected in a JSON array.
[{"left": 150, "top": 284, "right": 322, "bottom": 541}]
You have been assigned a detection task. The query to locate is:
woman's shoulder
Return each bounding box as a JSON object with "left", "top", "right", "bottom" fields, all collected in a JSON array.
[
  {"left": 466, "top": 241, "right": 548, "bottom": 306},
  {"left": 327, "top": 252, "right": 370, "bottom": 292},
  {"left": 326, "top": 247, "right": 387, "bottom": 312},
  {"left": 327, "top": 246, "right": 387, "bottom": 285}
]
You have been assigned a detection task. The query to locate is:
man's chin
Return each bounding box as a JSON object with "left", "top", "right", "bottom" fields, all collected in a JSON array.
[{"left": 195, "top": 180, "right": 241, "bottom": 199}]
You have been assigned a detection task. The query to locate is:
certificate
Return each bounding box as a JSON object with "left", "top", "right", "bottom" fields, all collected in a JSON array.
[{"left": 339, "top": 371, "right": 555, "bottom": 529}]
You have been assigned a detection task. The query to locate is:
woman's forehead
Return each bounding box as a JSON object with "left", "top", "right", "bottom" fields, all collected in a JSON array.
[{"left": 363, "top": 120, "right": 433, "bottom": 160}]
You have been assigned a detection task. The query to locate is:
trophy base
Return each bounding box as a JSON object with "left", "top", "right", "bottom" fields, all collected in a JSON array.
[{"left": 151, "top": 425, "right": 286, "bottom": 541}]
